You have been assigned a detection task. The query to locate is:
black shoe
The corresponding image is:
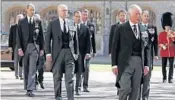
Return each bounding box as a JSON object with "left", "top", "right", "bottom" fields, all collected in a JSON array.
[
  {"left": 83, "top": 88, "right": 90, "bottom": 92},
  {"left": 16, "top": 76, "right": 19, "bottom": 79},
  {"left": 75, "top": 91, "right": 80, "bottom": 95},
  {"left": 28, "top": 91, "right": 35, "bottom": 97},
  {"left": 169, "top": 80, "right": 173, "bottom": 83},
  {"left": 39, "top": 82, "right": 44, "bottom": 89},
  {"left": 163, "top": 79, "right": 167, "bottom": 83},
  {"left": 20, "top": 77, "right": 23, "bottom": 80}
]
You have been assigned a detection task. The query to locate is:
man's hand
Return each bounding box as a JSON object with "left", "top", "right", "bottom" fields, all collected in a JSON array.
[
  {"left": 92, "top": 53, "right": 96, "bottom": 57},
  {"left": 109, "top": 54, "right": 111, "bottom": 57},
  {"left": 40, "top": 50, "right": 44, "bottom": 56},
  {"left": 112, "top": 66, "right": 118, "bottom": 75},
  {"left": 18, "top": 49, "right": 24, "bottom": 56},
  {"left": 46, "top": 54, "right": 52, "bottom": 62},
  {"left": 154, "top": 56, "right": 159, "bottom": 60},
  {"left": 85, "top": 54, "right": 91, "bottom": 59},
  {"left": 144, "top": 66, "right": 149, "bottom": 76}
]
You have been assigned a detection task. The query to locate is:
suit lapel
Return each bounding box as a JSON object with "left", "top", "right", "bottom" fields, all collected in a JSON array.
[
  {"left": 55, "top": 18, "right": 62, "bottom": 38},
  {"left": 125, "top": 21, "right": 136, "bottom": 40},
  {"left": 79, "top": 24, "right": 84, "bottom": 37},
  {"left": 24, "top": 17, "right": 29, "bottom": 41}
]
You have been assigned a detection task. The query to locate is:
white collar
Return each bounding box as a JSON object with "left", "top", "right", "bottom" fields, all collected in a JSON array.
[
  {"left": 142, "top": 22, "right": 148, "bottom": 26},
  {"left": 82, "top": 21, "right": 87, "bottom": 25},
  {"left": 27, "top": 16, "right": 34, "bottom": 22},
  {"left": 59, "top": 17, "right": 67, "bottom": 24},
  {"left": 129, "top": 21, "right": 138, "bottom": 27}
]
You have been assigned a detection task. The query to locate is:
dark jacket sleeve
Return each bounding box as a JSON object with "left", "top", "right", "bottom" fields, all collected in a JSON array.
[
  {"left": 16, "top": 21, "right": 22, "bottom": 50},
  {"left": 39, "top": 21, "right": 44, "bottom": 50},
  {"left": 45, "top": 21, "right": 52, "bottom": 55},
  {"left": 74, "top": 29, "right": 78, "bottom": 54},
  {"left": 86, "top": 27, "right": 91, "bottom": 54},
  {"left": 153, "top": 26, "right": 158, "bottom": 56},
  {"left": 144, "top": 46, "right": 149, "bottom": 66},
  {"left": 8, "top": 26, "right": 13, "bottom": 48},
  {"left": 91, "top": 25, "right": 96, "bottom": 53},
  {"left": 109, "top": 24, "right": 116, "bottom": 54},
  {"left": 111, "top": 25, "right": 121, "bottom": 66}
]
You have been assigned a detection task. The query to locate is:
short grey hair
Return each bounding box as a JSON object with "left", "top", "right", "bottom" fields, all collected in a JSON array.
[
  {"left": 57, "top": 4, "right": 68, "bottom": 10},
  {"left": 128, "top": 4, "right": 142, "bottom": 14},
  {"left": 27, "top": 3, "right": 35, "bottom": 10},
  {"left": 142, "top": 10, "right": 149, "bottom": 15}
]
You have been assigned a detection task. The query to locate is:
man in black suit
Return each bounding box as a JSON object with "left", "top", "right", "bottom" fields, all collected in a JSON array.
[
  {"left": 34, "top": 14, "right": 45, "bottom": 89},
  {"left": 81, "top": 9, "right": 96, "bottom": 92},
  {"left": 17, "top": 4, "right": 44, "bottom": 97},
  {"left": 109, "top": 9, "right": 127, "bottom": 55},
  {"left": 138, "top": 10, "right": 158, "bottom": 100},
  {"left": 111, "top": 4, "right": 149, "bottom": 100},
  {"left": 45, "top": 4, "right": 78, "bottom": 100},
  {"left": 73, "top": 11, "right": 91, "bottom": 95},
  {"left": 8, "top": 14, "right": 24, "bottom": 79}
]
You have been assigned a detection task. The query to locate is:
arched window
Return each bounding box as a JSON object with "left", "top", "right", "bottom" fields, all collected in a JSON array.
[
  {"left": 8, "top": 8, "right": 25, "bottom": 27},
  {"left": 41, "top": 7, "right": 57, "bottom": 32}
]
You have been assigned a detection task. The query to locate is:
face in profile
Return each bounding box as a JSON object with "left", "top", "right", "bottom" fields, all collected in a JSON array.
[{"left": 27, "top": 5, "right": 35, "bottom": 17}]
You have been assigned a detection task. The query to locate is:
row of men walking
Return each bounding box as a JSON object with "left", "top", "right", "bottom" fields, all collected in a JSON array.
[
  {"left": 8, "top": 3, "right": 96, "bottom": 100},
  {"left": 109, "top": 4, "right": 175, "bottom": 100}
]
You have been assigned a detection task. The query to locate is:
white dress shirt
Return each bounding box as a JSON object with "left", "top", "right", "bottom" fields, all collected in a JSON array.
[
  {"left": 59, "top": 17, "right": 68, "bottom": 33},
  {"left": 27, "top": 16, "right": 34, "bottom": 24},
  {"left": 129, "top": 21, "right": 140, "bottom": 39}
]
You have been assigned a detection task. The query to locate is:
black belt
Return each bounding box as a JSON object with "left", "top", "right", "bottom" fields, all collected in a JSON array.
[{"left": 131, "top": 51, "right": 141, "bottom": 56}]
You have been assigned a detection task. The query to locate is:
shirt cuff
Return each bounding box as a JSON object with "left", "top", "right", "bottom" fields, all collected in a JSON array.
[
  {"left": 112, "top": 65, "right": 118, "bottom": 68},
  {"left": 46, "top": 54, "right": 51, "bottom": 56}
]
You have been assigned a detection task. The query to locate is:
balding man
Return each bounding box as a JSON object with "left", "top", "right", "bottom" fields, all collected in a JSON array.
[
  {"left": 138, "top": 10, "right": 158, "bottom": 100},
  {"left": 45, "top": 4, "right": 78, "bottom": 100},
  {"left": 111, "top": 4, "right": 149, "bottom": 100},
  {"left": 17, "top": 4, "right": 44, "bottom": 97},
  {"left": 9, "top": 14, "right": 24, "bottom": 80}
]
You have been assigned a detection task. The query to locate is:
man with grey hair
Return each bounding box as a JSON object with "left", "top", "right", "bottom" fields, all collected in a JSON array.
[
  {"left": 138, "top": 10, "right": 158, "bottom": 100},
  {"left": 17, "top": 4, "right": 44, "bottom": 97},
  {"left": 34, "top": 14, "right": 45, "bottom": 89},
  {"left": 8, "top": 14, "right": 24, "bottom": 80},
  {"left": 45, "top": 4, "right": 78, "bottom": 100},
  {"left": 111, "top": 4, "right": 149, "bottom": 100}
]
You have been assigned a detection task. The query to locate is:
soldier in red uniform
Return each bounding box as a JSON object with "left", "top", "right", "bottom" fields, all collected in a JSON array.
[{"left": 158, "top": 12, "right": 175, "bottom": 83}]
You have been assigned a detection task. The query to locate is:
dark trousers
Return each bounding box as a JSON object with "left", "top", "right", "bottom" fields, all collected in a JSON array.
[
  {"left": 52, "top": 49, "right": 75, "bottom": 100},
  {"left": 36, "top": 55, "right": 44, "bottom": 84},
  {"left": 75, "top": 54, "right": 84, "bottom": 91},
  {"left": 162, "top": 57, "right": 174, "bottom": 80}
]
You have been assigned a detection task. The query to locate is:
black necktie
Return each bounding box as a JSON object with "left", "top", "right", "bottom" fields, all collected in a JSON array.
[
  {"left": 29, "top": 18, "right": 32, "bottom": 24},
  {"left": 63, "top": 19, "right": 66, "bottom": 33},
  {"left": 77, "top": 25, "right": 80, "bottom": 36},
  {"left": 133, "top": 25, "right": 138, "bottom": 37}
]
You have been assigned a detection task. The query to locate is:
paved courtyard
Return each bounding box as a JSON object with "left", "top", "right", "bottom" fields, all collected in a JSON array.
[{"left": 1, "top": 65, "right": 175, "bottom": 100}]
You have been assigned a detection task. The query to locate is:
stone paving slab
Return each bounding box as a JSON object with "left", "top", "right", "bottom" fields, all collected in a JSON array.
[{"left": 1, "top": 68, "right": 175, "bottom": 100}]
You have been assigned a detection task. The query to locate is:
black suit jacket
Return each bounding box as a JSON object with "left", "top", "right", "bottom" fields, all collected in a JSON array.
[
  {"left": 8, "top": 24, "right": 17, "bottom": 60},
  {"left": 45, "top": 18, "right": 78, "bottom": 71},
  {"left": 111, "top": 21, "right": 149, "bottom": 88},
  {"left": 147, "top": 25, "right": 158, "bottom": 57},
  {"left": 17, "top": 17, "right": 44, "bottom": 52},
  {"left": 109, "top": 22, "right": 119, "bottom": 54},
  {"left": 75, "top": 23, "right": 91, "bottom": 73},
  {"left": 87, "top": 21, "right": 96, "bottom": 53}
]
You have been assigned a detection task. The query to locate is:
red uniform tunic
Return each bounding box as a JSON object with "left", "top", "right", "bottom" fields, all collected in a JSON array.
[{"left": 158, "top": 31, "right": 175, "bottom": 57}]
